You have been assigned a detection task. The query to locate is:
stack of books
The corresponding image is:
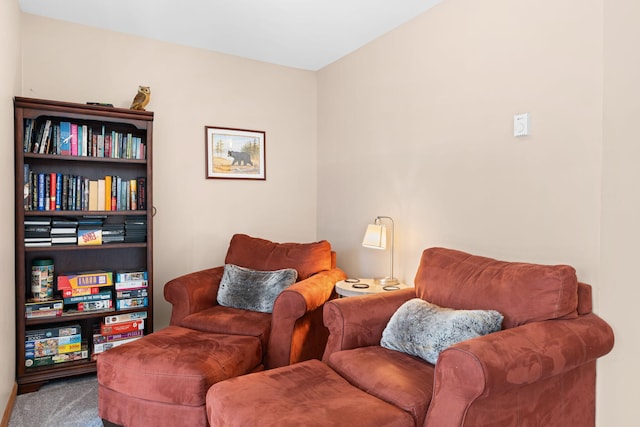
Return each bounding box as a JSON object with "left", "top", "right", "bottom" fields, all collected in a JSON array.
[{"left": 115, "top": 270, "right": 148, "bottom": 310}]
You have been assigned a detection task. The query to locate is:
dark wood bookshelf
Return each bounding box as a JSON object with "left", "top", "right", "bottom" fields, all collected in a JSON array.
[{"left": 14, "top": 97, "right": 154, "bottom": 393}]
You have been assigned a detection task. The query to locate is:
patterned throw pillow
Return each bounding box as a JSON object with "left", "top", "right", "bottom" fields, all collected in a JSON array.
[
  {"left": 381, "top": 298, "right": 503, "bottom": 364},
  {"left": 217, "top": 264, "right": 298, "bottom": 313}
]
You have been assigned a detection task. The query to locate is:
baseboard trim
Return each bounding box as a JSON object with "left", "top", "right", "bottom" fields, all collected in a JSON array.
[{"left": 0, "top": 383, "right": 17, "bottom": 427}]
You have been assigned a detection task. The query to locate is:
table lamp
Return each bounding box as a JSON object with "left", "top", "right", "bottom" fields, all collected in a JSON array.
[{"left": 362, "top": 216, "right": 398, "bottom": 285}]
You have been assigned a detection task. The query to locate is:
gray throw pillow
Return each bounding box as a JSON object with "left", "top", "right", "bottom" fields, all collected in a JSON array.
[
  {"left": 381, "top": 298, "right": 503, "bottom": 364},
  {"left": 217, "top": 264, "right": 298, "bottom": 313}
]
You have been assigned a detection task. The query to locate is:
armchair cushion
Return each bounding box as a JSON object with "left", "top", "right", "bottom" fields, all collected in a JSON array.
[
  {"left": 217, "top": 264, "right": 297, "bottom": 313},
  {"left": 415, "top": 247, "right": 579, "bottom": 328},
  {"left": 225, "top": 234, "right": 332, "bottom": 280},
  {"left": 381, "top": 298, "right": 503, "bottom": 364}
]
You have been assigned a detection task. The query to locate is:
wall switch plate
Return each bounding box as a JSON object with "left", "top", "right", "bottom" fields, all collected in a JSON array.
[{"left": 514, "top": 113, "right": 530, "bottom": 137}]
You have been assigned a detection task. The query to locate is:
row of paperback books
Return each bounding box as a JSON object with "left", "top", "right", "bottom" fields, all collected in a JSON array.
[
  {"left": 24, "top": 165, "right": 147, "bottom": 212},
  {"left": 23, "top": 118, "right": 146, "bottom": 160},
  {"left": 24, "top": 216, "right": 147, "bottom": 247},
  {"left": 25, "top": 270, "right": 149, "bottom": 318}
]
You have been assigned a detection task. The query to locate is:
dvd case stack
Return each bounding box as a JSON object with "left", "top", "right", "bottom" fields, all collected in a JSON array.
[{"left": 124, "top": 216, "right": 147, "bottom": 243}]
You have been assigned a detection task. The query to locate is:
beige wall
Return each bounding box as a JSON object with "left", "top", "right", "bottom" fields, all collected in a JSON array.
[
  {"left": 601, "top": 0, "right": 640, "bottom": 424},
  {"left": 0, "top": 0, "right": 21, "bottom": 416},
  {"left": 20, "top": 14, "right": 319, "bottom": 329},
  {"left": 318, "top": 0, "right": 602, "bottom": 283},
  {"left": 318, "top": 0, "right": 632, "bottom": 425}
]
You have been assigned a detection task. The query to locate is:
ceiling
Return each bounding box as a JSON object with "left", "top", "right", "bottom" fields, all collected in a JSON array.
[{"left": 18, "top": 0, "right": 442, "bottom": 71}]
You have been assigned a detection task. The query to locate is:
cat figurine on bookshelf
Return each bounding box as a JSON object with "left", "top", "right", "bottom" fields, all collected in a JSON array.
[{"left": 130, "top": 85, "right": 151, "bottom": 111}]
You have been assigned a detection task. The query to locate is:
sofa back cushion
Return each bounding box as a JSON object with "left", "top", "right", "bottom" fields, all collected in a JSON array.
[
  {"left": 225, "top": 234, "right": 333, "bottom": 281},
  {"left": 414, "top": 247, "right": 579, "bottom": 329}
]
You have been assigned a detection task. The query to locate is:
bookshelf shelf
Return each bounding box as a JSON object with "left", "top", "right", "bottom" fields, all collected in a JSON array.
[
  {"left": 14, "top": 97, "right": 154, "bottom": 393},
  {"left": 25, "top": 243, "right": 148, "bottom": 253}
]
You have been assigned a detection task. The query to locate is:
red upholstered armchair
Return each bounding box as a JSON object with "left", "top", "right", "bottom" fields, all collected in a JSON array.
[
  {"left": 321, "top": 247, "right": 615, "bottom": 427},
  {"left": 164, "top": 233, "right": 346, "bottom": 369}
]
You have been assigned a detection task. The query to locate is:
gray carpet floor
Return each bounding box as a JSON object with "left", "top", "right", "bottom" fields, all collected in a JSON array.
[{"left": 9, "top": 375, "right": 102, "bottom": 427}]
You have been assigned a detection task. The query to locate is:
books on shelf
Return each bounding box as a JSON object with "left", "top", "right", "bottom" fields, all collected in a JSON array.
[
  {"left": 23, "top": 117, "right": 146, "bottom": 160},
  {"left": 23, "top": 167, "right": 146, "bottom": 213}
]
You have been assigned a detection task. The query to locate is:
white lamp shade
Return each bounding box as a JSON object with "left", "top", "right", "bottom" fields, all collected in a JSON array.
[{"left": 362, "top": 224, "right": 387, "bottom": 250}]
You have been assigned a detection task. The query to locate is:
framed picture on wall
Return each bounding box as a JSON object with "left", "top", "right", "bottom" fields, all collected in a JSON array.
[{"left": 205, "top": 126, "right": 266, "bottom": 180}]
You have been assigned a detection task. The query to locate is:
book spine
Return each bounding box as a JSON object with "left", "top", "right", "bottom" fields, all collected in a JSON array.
[
  {"left": 59, "top": 121, "right": 71, "bottom": 155},
  {"left": 137, "top": 177, "right": 146, "bottom": 210},
  {"left": 48, "top": 173, "right": 55, "bottom": 210},
  {"left": 23, "top": 164, "right": 30, "bottom": 210},
  {"left": 70, "top": 123, "right": 78, "bottom": 156},
  {"left": 82, "top": 125, "right": 88, "bottom": 156},
  {"left": 44, "top": 174, "right": 50, "bottom": 210},
  {"left": 39, "top": 120, "right": 52, "bottom": 154},
  {"left": 30, "top": 172, "right": 36, "bottom": 210},
  {"left": 37, "top": 173, "right": 45, "bottom": 211},
  {"left": 77, "top": 125, "right": 83, "bottom": 156},
  {"left": 111, "top": 176, "right": 117, "bottom": 211},
  {"left": 55, "top": 173, "right": 62, "bottom": 210}
]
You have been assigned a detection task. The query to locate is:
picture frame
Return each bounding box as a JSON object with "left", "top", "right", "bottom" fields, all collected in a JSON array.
[{"left": 205, "top": 126, "right": 266, "bottom": 180}]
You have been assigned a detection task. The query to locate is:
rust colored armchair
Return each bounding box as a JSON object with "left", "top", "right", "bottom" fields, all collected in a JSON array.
[
  {"left": 206, "top": 247, "right": 614, "bottom": 427},
  {"left": 165, "top": 233, "right": 346, "bottom": 368},
  {"left": 98, "top": 234, "right": 345, "bottom": 427}
]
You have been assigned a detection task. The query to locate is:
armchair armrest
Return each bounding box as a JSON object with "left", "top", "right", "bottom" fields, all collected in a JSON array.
[
  {"left": 163, "top": 266, "right": 224, "bottom": 325},
  {"left": 267, "top": 268, "right": 347, "bottom": 368},
  {"left": 426, "top": 313, "right": 615, "bottom": 427},
  {"left": 322, "top": 288, "right": 415, "bottom": 361}
]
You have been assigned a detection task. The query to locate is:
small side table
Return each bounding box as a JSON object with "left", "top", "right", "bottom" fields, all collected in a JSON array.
[{"left": 335, "top": 278, "right": 412, "bottom": 298}]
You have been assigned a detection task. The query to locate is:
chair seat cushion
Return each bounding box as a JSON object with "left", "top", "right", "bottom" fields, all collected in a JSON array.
[
  {"left": 206, "top": 359, "right": 414, "bottom": 427},
  {"left": 179, "top": 305, "right": 272, "bottom": 351},
  {"left": 327, "top": 346, "right": 435, "bottom": 427},
  {"left": 97, "top": 326, "right": 262, "bottom": 406}
]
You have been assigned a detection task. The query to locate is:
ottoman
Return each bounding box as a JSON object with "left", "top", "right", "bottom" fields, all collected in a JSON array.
[
  {"left": 206, "top": 359, "right": 413, "bottom": 426},
  {"left": 98, "top": 325, "right": 263, "bottom": 427}
]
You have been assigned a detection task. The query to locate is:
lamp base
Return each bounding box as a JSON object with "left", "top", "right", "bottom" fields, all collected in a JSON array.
[{"left": 373, "top": 277, "right": 399, "bottom": 286}]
